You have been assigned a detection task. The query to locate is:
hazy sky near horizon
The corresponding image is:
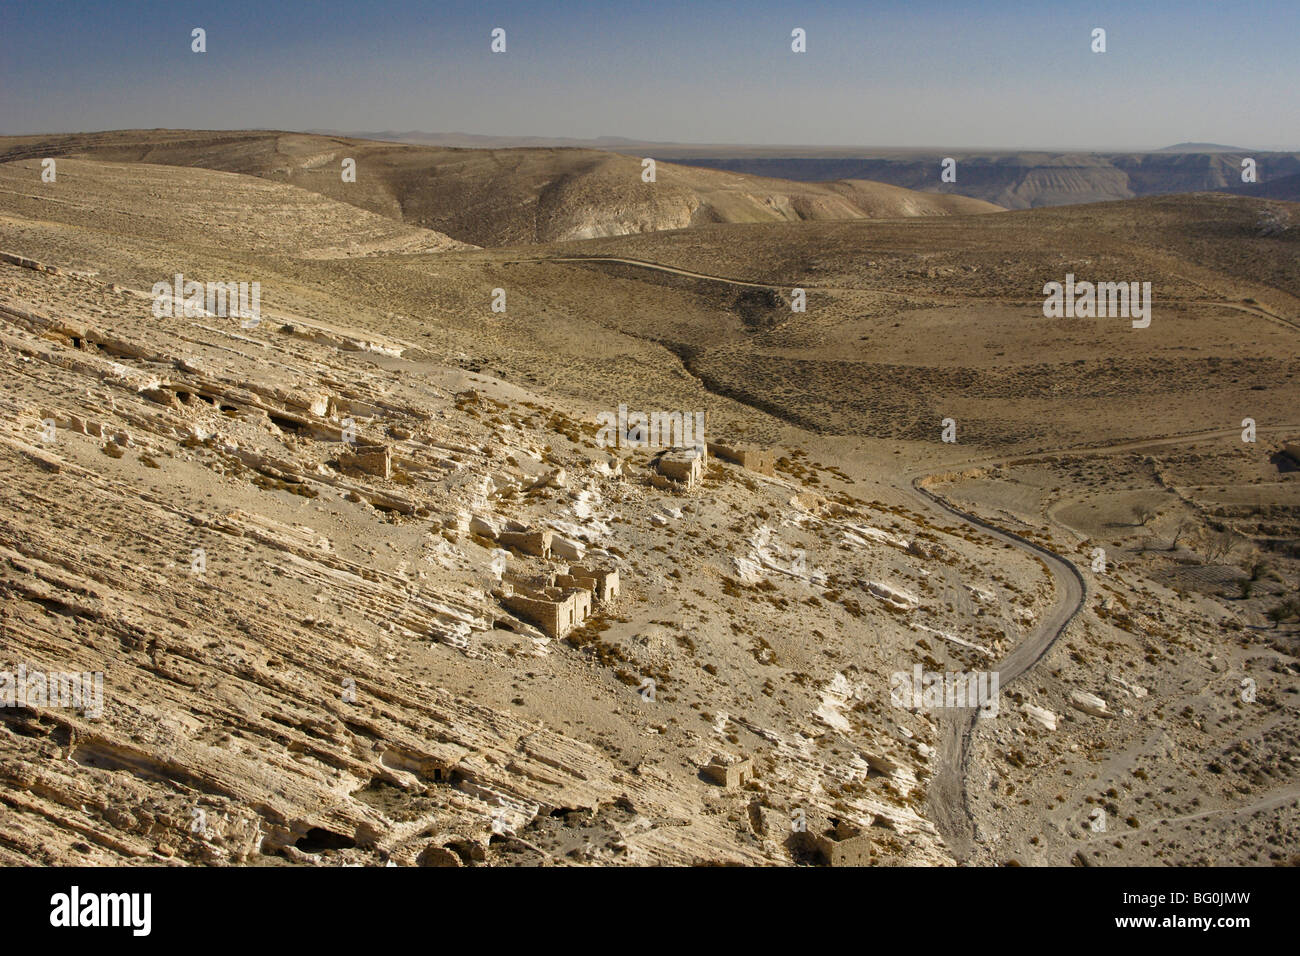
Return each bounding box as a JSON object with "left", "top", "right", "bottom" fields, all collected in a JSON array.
[{"left": 2, "top": 0, "right": 1297, "bottom": 150}]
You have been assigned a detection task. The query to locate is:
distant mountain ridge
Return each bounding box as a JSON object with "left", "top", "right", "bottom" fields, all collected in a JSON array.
[
  {"left": 1156, "top": 142, "right": 1248, "bottom": 152},
  {"left": 652, "top": 151, "right": 1300, "bottom": 209},
  {"left": 304, "top": 129, "right": 654, "bottom": 149},
  {"left": 304, "top": 130, "right": 1300, "bottom": 208}
]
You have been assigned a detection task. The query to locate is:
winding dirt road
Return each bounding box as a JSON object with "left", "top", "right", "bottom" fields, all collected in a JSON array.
[
  {"left": 907, "top": 475, "right": 1087, "bottom": 860},
  {"left": 905, "top": 423, "right": 1297, "bottom": 860},
  {"left": 517, "top": 255, "right": 1300, "bottom": 325}
]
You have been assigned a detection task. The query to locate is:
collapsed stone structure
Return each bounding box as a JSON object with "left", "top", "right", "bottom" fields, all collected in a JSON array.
[
  {"left": 791, "top": 818, "right": 873, "bottom": 867},
  {"left": 339, "top": 443, "right": 392, "bottom": 479},
  {"left": 654, "top": 445, "right": 706, "bottom": 490},
  {"left": 707, "top": 442, "right": 776, "bottom": 477},
  {"left": 497, "top": 528, "right": 553, "bottom": 558},
  {"left": 701, "top": 754, "right": 754, "bottom": 788},
  {"left": 498, "top": 564, "right": 620, "bottom": 638},
  {"left": 468, "top": 511, "right": 619, "bottom": 638},
  {"left": 569, "top": 565, "right": 620, "bottom": 603},
  {"left": 470, "top": 513, "right": 619, "bottom": 637}
]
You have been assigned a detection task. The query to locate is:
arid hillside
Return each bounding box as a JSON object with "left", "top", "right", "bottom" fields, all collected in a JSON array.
[
  {"left": 0, "top": 158, "right": 473, "bottom": 259},
  {"left": 1, "top": 151, "right": 1296, "bottom": 868},
  {"left": 0, "top": 130, "right": 999, "bottom": 247}
]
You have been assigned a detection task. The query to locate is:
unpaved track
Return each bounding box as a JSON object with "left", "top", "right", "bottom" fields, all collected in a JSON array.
[
  {"left": 908, "top": 476, "right": 1087, "bottom": 860},
  {"left": 539, "top": 255, "right": 787, "bottom": 290},
  {"left": 517, "top": 254, "right": 1016, "bottom": 302},
  {"left": 520, "top": 255, "right": 1300, "bottom": 321},
  {"left": 908, "top": 424, "right": 1300, "bottom": 861}
]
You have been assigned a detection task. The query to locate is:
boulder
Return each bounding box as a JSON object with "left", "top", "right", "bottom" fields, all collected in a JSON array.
[
  {"left": 469, "top": 514, "right": 499, "bottom": 539},
  {"left": 550, "top": 534, "right": 586, "bottom": 561},
  {"left": 1023, "top": 703, "right": 1058, "bottom": 731},
  {"left": 416, "top": 843, "right": 463, "bottom": 867},
  {"left": 1069, "top": 690, "right": 1114, "bottom": 719}
]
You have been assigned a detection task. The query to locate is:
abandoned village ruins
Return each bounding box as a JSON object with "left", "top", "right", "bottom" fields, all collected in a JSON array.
[{"left": 480, "top": 435, "right": 776, "bottom": 639}]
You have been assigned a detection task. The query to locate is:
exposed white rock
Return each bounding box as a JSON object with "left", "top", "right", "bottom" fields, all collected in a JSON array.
[
  {"left": 732, "top": 555, "right": 763, "bottom": 585},
  {"left": 550, "top": 533, "right": 586, "bottom": 561},
  {"left": 1069, "top": 690, "right": 1115, "bottom": 719},
  {"left": 1109, "top": 675, "right": 1148, "bottom": 698},
  {"left": 868, "top": 581, "right": 919, "bottom": 609},
  {"left": 1022, "top": 703, "right": 1058, "bottom": 731},
  {"left": 469, "top": 514, "right": 499, "bottom": 539},
  {"left": 914, "top": 624, "right": 993, "bottom": 658},
  {"left": 844, "top": 523, "right": 910, "bottom": 550},
  {"left": 815, "top": 673, "right": 855, "bottom": 732}
]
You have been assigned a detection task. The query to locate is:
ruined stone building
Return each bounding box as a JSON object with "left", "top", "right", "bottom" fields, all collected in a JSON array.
[
  {"left": 791, "top": 818, "right": 873, "bottom": 867},
  {"left": 654, "top": 445, "right": 706, "bottom": 490},
  {"left": 498, "top": 563, "right": 620, "bottom": 638},
  {"left": 497, "top": 527, "right": 553, "bottom": 558},
  {"left": 707, "top": 442, "right": 776, "bottom": 477},
  {"left": 701, "top": 754, "right": 754, "bottom": 788}
]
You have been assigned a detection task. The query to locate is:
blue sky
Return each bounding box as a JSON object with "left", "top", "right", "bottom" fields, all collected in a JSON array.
[{"left": 1, "top": 0, "right": 1296, "bottom": 149}]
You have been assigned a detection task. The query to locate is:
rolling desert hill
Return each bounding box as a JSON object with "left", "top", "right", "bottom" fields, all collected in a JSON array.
[
  {"left": 0, "top": 155, "right": 999, "bottom": 866},
  {"left": 385, "top": 193, "right": 1300, "bottom": 452},
  {"left": 0, "top": 158, "right": 473, "bottom": 260},
  {"left": 0, "top": 146, "right": 1297, "bottom": 868},
  {"left": 0, "top": 130, "right": 999, "bottom": 248}
]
